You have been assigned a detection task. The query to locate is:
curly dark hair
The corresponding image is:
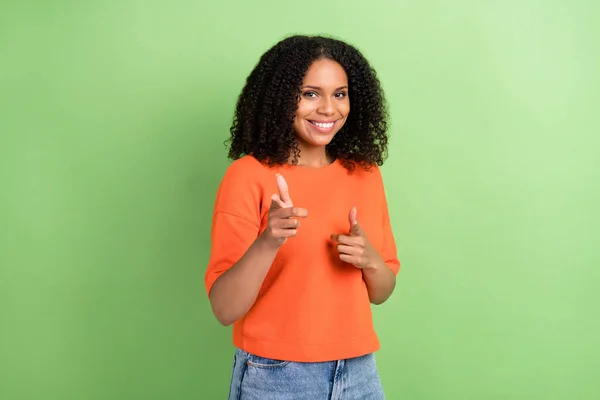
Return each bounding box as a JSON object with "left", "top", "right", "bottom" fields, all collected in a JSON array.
[{"left": 226, "top": 35, "right": 389, "bottom": 171}]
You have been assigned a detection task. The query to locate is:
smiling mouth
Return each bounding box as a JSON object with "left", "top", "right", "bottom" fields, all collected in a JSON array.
[{"left": 308, "top": 120, "right": 336, "bottom": 133}]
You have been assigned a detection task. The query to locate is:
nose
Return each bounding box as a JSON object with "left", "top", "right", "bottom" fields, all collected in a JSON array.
[{"left": 317, "top": 97, "right": 335, "bottom": 116}]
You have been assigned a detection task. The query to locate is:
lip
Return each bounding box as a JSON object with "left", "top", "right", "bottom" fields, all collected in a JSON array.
[{"left": 307, "top": 119, "right": 337, "bottom": 134}]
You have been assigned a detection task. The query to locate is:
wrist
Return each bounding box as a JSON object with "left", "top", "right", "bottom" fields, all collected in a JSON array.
[
  {"left": 257, "top": 231, "right": 283, "bottom": 252},
  {"left": 362, "top": 258, "right": 384, "bottom": 276}
]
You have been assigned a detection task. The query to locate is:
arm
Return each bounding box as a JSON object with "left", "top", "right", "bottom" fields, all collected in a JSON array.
[
  {"left": 208, "top": 174, "right": 307, "bottom": 326},
  {"left": 362, "top": 259, "right": 397, "bottom": 305},
  {"left": 364, "top": 168, "right": 400, "bottom": 304},
  {"left": 333, "top": 169, "right": 400, "bottom": 305},
  {"left": 209, "top": 233, "right": 280, "bottom": 326},
  {"left": 331, "top": 210, "right": 398, "bottom": 305}
]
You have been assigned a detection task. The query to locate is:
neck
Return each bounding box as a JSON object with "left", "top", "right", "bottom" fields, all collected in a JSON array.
[{"left": 292, "top": 145, "right": 333, "bottom": 168}]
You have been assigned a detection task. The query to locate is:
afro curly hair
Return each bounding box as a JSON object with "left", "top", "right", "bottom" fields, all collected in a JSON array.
[{"left": 227, "top": 35, "right": 389, "bottom": 171}]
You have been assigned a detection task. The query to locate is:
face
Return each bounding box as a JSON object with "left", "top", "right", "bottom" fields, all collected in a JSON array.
[{"left": 292, "top": 59, "right": 350, "bottom": 151}]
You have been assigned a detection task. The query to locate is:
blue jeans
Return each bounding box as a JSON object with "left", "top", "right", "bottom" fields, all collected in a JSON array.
[{"left": 228, "top": 348, "right": 385, "bottom": 400}]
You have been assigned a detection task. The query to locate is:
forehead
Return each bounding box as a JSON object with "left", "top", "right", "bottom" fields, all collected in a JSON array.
[{"left": 302, "top": 59, "right": 348, "bottom": 86}]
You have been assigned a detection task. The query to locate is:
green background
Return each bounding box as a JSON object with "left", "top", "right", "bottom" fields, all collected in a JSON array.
[{"left": 1, "top": 1, "right": 598, "bottom": 399}]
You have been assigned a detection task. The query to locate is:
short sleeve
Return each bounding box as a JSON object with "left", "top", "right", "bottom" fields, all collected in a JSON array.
[
  {"left": 204, "top": 212, "right": 260, "bottom": 296},
  {"left": 378, "top": 169, "right": 400, "bottom": 275},
  {"left": 204, "top": 159, "right": 265, "bottom": 296}
]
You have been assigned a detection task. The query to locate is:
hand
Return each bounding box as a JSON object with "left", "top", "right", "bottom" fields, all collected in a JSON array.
[
  {"left": 331, "top": 207, "right": 383, "bottom": 269},
  {"left": 261, "top": 174, "right": 308, "bottom": 248}
]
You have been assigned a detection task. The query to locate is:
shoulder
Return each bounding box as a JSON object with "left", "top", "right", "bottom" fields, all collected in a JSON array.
[
  {"left": 224, "top": 155, "right": 270, "bottom": 176},
  {"left": 341, "top": 162, "right": 387, "bottom": 198},
  {"left": 220, "top": 155, "right": 274, "bottom": 186},
  {"left": 346, "top": 162, "right": 384, "bottom": 182},
  {"left": 214, "top": 155, "right": 274, "bottom": 213}
]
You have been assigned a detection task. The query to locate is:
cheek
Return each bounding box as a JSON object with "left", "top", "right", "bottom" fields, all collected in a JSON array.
[
  {"left": 340, "top": 100, "right": 350, "bottom": 117},
  {"left": 296, "top": 99, "right": 314, "bottom": 117}
]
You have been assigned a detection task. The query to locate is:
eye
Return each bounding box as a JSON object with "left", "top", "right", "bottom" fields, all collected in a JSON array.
[
  {"left": 335, "top": 92, "right": 348, "bottom": 98},
  {"left": 302, "top": 91, "right": 318, "bottom": 98}
]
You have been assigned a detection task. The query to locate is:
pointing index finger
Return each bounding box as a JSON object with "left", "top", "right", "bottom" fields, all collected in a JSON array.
[
  {"left": 276, "top": 174, "right": 293, "bottom": 206},
  {"left": 270, "top": 193, "right": 286, "bottom": 210}
]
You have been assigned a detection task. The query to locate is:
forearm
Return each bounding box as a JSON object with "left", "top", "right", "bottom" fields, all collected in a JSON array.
[
  {"left": 209, "top": 234, "right": 279, "bottom": 326},
  {"left": 362, "top": 260, "right": 396, "bottom": 305}
]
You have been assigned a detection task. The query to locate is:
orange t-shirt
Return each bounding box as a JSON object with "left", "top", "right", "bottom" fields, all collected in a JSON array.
[{"left": 205, "top": 155, "right": 400, "bottom": 362}]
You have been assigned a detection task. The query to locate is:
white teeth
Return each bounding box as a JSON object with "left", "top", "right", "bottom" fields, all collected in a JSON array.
[{"left": 312, "top": 121, "right": 334, "bottom": 128}]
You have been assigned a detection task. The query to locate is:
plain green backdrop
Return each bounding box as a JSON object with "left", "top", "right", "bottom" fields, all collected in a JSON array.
[{"left": 1, "top": 1, "right": 599, "bottom": 399}]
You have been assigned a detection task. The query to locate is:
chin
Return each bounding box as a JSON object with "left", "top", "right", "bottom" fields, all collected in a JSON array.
[{"left": 306, "top": 133, "right": 336, "bottom": 147}]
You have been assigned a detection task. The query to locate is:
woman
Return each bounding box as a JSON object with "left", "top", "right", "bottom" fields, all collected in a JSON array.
[{"left": 205, "top": 35, "right": 400, "bottom": 400}]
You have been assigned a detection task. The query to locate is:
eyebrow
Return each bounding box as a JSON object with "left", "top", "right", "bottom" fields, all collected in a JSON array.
[{"left": 301, "top": 85, "right": 348, "bottom": 91}]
